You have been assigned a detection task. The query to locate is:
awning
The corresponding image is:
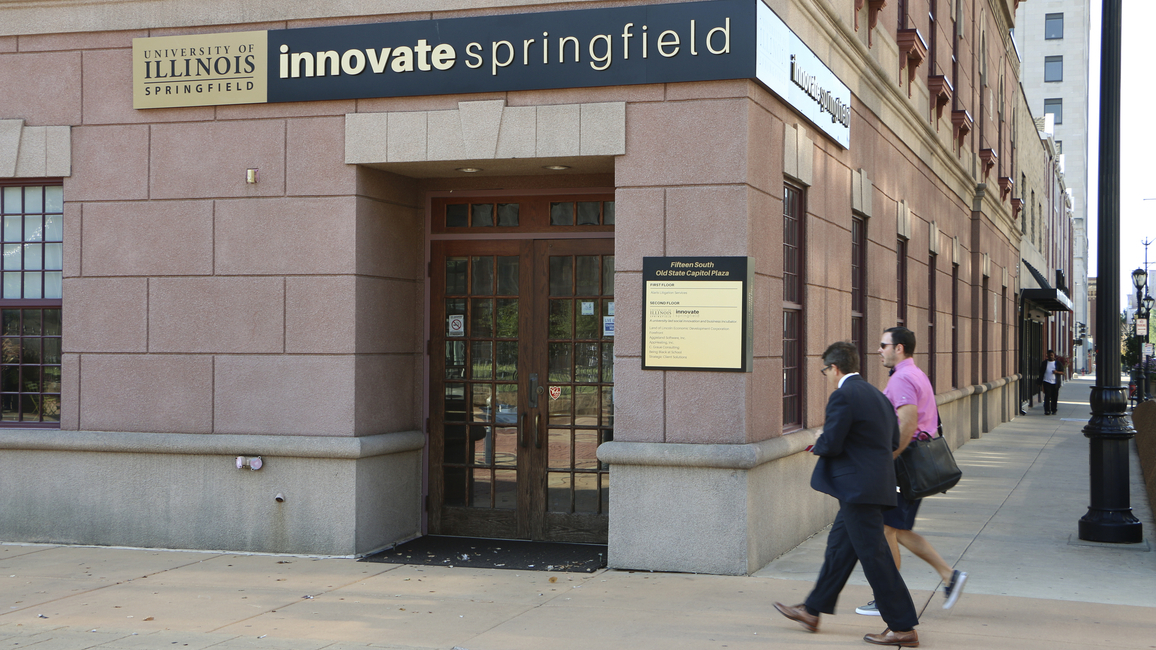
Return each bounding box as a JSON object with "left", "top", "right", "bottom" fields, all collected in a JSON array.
[
  {"left": 1022, "top": 288, "right": 1073, "bottom": 312},
  {"left": 1021, "top": 260, "right": 1072, "bottom": 312}
]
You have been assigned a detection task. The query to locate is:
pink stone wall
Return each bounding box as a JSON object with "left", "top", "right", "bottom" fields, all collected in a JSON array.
[
  {"left": 0, "top": 28, "right": 426, "bottom": 437},
  {"left": 614, "top": 83, "right": 787, "bottom": 446}
]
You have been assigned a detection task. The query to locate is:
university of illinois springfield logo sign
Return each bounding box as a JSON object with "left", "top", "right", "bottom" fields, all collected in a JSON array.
[{"left": 133, "top": 31, "right": 268, "bottom": 109}]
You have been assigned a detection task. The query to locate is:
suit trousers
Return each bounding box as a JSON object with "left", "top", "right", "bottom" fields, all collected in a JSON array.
[{"left": 804, "top": 501, "right": 919, "bottom": 632}]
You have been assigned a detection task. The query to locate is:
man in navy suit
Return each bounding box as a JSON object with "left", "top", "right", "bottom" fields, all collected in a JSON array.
[{"left": 774, "top": 341, "right": 920, "bottom": 647}]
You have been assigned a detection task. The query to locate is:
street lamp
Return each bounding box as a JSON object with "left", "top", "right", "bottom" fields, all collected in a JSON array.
[
  {"left": 1131, "top": 267, "right": 1147, "bottom": 293},
  {"left": 1080, "top": 0, "right": 1142, "bottom": 544},
  {"left": 1144, "top": 293, "right": 1155, "bottom": 401},
  {"left": 1132, "top": 268, "right": 1148, "bottom": 404}
]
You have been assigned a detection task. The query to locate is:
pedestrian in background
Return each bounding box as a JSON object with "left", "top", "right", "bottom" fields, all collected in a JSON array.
[{"left": 1039, "top": 350, "right": 1062, "bottom": 415}]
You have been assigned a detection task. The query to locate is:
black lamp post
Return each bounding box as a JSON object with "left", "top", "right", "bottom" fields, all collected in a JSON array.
[
  {"left": 1080, "top": 0, "right": 1142, "bottom": 544},
  {"left": 1144, "top": 293, "right": 1154, "bottom": 400},
  {"left": 1132, "top": 267, "right": 1147, "bottom": 401}
]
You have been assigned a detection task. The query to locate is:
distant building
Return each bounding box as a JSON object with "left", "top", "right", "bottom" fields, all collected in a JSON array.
[{"left": 1015, "top": 1, "right": 1090, "bottom": 372}]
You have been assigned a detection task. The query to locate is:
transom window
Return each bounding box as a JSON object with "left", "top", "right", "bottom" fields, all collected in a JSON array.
[
  {"left": 436, "top": 196, "right": 614, "bottom": 233},
  {"left": 3, "top": 185, "right": 63, "bottom": 301}
]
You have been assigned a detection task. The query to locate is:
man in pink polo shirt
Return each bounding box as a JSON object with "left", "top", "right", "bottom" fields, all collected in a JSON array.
[{"left": 855, "top": 326, "right": 967, "bottom": 616}]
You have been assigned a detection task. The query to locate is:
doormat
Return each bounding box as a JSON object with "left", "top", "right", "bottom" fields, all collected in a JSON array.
[{"left": 360, "top": 535, "right": 607, "bottom": 573}]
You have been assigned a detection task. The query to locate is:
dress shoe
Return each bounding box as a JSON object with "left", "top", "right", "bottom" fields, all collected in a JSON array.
[
  {"left": 773, "top": 602, "right": 819, "bottom": 632},
  {"left": 864, "top": 628, "right": 919, "bottom": 647}
]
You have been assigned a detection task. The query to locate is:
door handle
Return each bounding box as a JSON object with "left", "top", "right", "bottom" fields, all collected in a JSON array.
[
  {"left": 519, "top": 412, "right": 527, "bottom": 448},
  {"left": 528, "top": 373, "right": 540, "bottom": 408},
  {"left": 535, "top": 413, "right": 542, "bottom": 449}
]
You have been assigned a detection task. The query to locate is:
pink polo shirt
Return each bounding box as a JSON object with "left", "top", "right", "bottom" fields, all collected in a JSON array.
[{"left": 884, "top": 357, "right": 939, "bottom": 438}]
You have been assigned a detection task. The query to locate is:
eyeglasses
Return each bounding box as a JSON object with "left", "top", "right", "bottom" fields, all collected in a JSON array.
[
  {"left": 879, "top": 343, "right": 895, "bottom": 349},
  {"left": 821, "top": 364, "right": 834, "bottom": 376}
]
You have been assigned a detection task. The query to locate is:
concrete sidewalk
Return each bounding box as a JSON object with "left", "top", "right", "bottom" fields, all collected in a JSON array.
[{"left": 3, "top": 376, "right": 1154, "bottom": 650}]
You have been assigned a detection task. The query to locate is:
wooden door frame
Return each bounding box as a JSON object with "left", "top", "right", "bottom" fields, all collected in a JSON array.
[
  {"left": 422, "top": 188, "right": 614, "bottom": 540},
  {"left": 534, "top": 238, "right": 614, "bottom": 544}
]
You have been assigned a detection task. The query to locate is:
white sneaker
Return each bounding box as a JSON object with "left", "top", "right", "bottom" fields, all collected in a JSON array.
[
  {"left": 943, "top": 570, "right": 968, "bottom": 609},
  {"left": 855, "top": 600, "right": 881, "bottom": 616}
]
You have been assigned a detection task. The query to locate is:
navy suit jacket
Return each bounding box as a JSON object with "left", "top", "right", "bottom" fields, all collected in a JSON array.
[{"left": 810, "top": 374, "right": 901, "bottom": 507}]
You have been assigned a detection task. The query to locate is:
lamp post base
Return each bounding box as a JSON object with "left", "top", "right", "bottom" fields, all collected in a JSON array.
[
  {"left": 1080, "top": 389, "right": 1144, "bottom": 544},
  {"left": 1079, "top": 510, "right": 1143, "bottom": 543}
]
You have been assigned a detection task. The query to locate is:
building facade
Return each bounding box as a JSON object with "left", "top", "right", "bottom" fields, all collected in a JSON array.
[
  {"left": 1014, "top": 0, "right": 1089, "bottom": 373},
  {"left": 2, "top": 0, "right": 1050, "bottom": 574}
]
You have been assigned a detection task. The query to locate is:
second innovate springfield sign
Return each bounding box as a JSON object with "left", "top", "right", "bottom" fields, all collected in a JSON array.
[
  {"left": 643, "top": 257, "right": 753, "bottom": 372},
  {"left": 133, "top": 0, "right": 851, "bottom": 147}
]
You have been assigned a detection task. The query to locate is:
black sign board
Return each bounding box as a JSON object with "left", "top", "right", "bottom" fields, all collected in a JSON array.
[{"left": 266, "top": 0, "right": 754, "bottom": 103}]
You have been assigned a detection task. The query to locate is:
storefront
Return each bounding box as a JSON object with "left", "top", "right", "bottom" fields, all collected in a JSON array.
[{"left": 2, "top": 0, "right": 1032, "bottom": 574}]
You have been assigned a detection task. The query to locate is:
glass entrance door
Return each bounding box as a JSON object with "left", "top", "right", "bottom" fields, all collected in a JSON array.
[{"left": 429, "top": 237, "right": 613, "bottom": 543}]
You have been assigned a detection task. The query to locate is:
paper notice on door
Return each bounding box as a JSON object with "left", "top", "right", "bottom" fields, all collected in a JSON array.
[{"left": 447, "top": 315, "right": 465, "bottom": 337}]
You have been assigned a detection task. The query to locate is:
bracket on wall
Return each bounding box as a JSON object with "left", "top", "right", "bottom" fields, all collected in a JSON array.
[
  {"left": 928, "top": 75, "right": 953, "bottom": 126},
  {"left": 1000, "top": 176, "right": 1015, "bottom": 202},
  {"left": 897, "top": 28, "right": 928, "bottom": 97},
  {"left": 854, "top": 0, "right": 888, "bottom": 46},
  {"left": 979, "top": 148, "right": 998, "bottom": 179},
  {"left": 952, "top": 109, "right": 973, "bottom": 154}
]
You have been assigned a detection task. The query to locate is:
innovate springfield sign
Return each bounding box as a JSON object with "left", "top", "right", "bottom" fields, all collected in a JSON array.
[
  {"left": 643, "top": 257, "right": 754, "bottom": 372},
  {"left": 133, "top": 0, "right": 851, "bottom": 146}
]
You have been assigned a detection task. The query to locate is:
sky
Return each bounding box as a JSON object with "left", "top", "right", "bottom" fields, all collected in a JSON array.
[{"left": 1086, "top": 1, "right": 1156, "bottom": 309}]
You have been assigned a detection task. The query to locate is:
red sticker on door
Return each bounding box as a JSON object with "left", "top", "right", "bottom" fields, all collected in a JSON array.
[{"left": 548, "top": 386, "right": 562, "bottom": 400}]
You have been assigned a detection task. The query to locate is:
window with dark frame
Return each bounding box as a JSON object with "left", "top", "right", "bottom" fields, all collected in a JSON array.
[
  {"left": 0, "top": 182, "right": 63, "bottom": 426},
  {"left": 928, "top": 253, "right": 938, "bottom": 390},
  {"left": 951, "top": 263, "right": 959, "bottom": 389},
  {"left": 1031, "top": 190, "right": 1037, "bottom": 242},
  {"left": 851, "top": 216, "right": 866, "bottom": 373},
  {"left": 897, "top": 238, "right": 909, "bottom": 327},
  {"left": 1002, "top": 286, "right": 1008, "bottom": 377},
  {"left": 783, "top": 184, "right": 805, "bottom": 430},
  {"left": 1045, "top": 13, "right": 1064, "bottom": 40},
  {"left": 1044, "top": 55, "right": 1063, "bottom": 82},
  {"left": 1044, "top": 98, "right": 1063, "bottom": 125},
  {"left": 1020, "top": 173, "right": 1027, "bottom": 232},
  {"left": 929, "top": 0, "right": 937, "bottom": 74},
  {"left": 951, "top": 0, "right": 959, "bottom": 110},
  {"left": 981, "top": 276, "right": 990, "bottom": 383}
]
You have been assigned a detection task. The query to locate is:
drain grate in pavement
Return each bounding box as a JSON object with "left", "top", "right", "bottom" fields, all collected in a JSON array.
[{"left": 360, "top": 535, "right": 607, "bottom": 572}]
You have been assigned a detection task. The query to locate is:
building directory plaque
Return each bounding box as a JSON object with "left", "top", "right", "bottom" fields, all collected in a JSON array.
[{"left": 642, "top": 257, "right": 753, "bottom": 372}]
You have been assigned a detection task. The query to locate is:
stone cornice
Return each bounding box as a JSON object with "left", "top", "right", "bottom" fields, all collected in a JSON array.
[
  {"left": 0, "top": 429, "right": 426, "bottom": 459},
  {"left": 597, "top": 428, "right": 820, "bottom": 470}
]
